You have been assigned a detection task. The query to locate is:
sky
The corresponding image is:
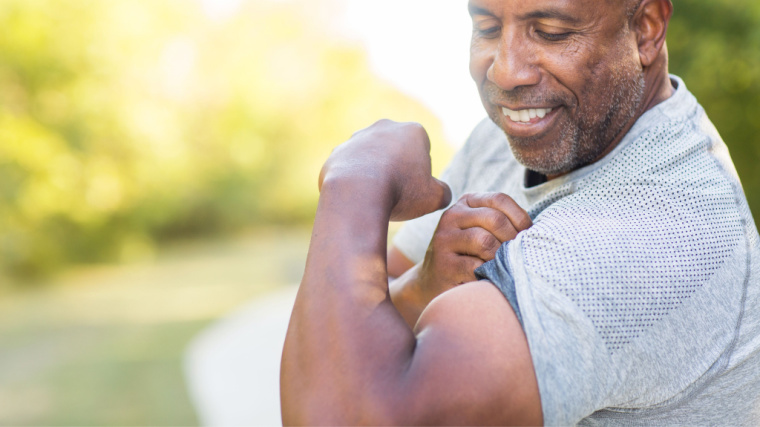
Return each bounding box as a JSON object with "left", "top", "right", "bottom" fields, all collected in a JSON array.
[{"left": 199, "top": 0, "right": 485, "bottom": 147}]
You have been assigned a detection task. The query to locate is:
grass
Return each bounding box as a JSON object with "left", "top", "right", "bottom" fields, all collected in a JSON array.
[{"left": 0, "top": 227, "right": 312, "bottom": 426}]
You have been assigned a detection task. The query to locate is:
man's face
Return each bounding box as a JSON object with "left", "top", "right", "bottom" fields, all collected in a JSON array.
[{"left": 469, "top": 0, "right": 645, "bottom": 177}]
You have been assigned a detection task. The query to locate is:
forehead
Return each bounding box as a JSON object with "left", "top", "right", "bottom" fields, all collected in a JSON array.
[{"left": 467, "top": 0, "right": 625, "bottom": 23}]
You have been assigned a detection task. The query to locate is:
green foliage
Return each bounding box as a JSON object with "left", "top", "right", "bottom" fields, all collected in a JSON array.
[
  {"left": 3, "top": 0, "right": 757, "bottom": 283},
  {"left": 0, "top": 0, "right": 452, "bottom": 281},
  {"left": 668, "top": 0, "right": 760, "bottom": 220}
]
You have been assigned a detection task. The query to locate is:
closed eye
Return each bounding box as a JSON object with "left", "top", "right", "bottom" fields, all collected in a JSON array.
[
  {"left": 474, "top": 25, "right": 501, "bottom": 39},
  {"left": 536, "top": 30, "right": 572, "bottom": 42}
]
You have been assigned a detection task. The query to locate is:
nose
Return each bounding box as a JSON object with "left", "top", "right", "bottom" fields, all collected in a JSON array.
[{"left": 487, "top": 30, "right": 541, "bottom": 92}]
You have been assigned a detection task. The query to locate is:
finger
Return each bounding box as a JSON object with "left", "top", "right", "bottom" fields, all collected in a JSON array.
[
  {"left": 463, "top": 192, "right": 533, "bottom": 231},
  {"left": 391, "top": 176, "right": 452, "bottom": 221},
  {"left": 447, "top": 205, "right": 519, "bottom": 242},
  {"left": 433, "top": 255, "right": 482, "bottom": 288},
  {"left": 454, "top": 255, "right": 486, "bottom": 284},
  {"left": 432, "top": 177, "right": 453, "bottom": 211},
  {"left": 454, "top": 227, "right": 503, "bottom": 261},
  {"left": 418, "top": 254, "right": 481, "bottom": 302}
]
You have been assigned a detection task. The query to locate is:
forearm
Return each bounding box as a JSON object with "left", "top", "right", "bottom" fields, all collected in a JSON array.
[
  {"left": 281, "top": 178, "right": 415, "bottom": 425},
  {"left": 389, "top": 264, "right": 427, "bottom": 329}
]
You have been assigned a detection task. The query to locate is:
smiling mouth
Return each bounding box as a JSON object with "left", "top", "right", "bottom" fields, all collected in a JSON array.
[{"left": 501, "top": 106, "right": 554, "bottom": 123}]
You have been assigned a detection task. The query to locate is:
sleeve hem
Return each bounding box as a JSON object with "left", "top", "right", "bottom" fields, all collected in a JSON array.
[{"left": 474, "top": 243, "right": 523, "bottom": 327}]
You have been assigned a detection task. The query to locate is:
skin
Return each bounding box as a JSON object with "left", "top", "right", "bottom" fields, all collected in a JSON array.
[
  {"left": 392, "top": 192, "right": 532, "bottom": 328},
  {"left": 281, "top": 120, "right": 542, "bottom": 425},
  {"left": 282, "top": 0, "right": 674, "bottom": 424},
  {"left": 470, "top": 0, "right": 671, "bottom": 178},
  {"left": 390, "top": 0, "right": 674, "bottom": 325}
]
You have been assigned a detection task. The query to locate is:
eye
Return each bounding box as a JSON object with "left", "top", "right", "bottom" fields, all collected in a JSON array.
[
  {"left": 476, "top": 26, "right": 501, "bottom": 39},
  {"left": 536, "top": 30, "right": 572, "bottom": 42},
  {"left": 472, "top": 18, "right": 501, "bottom": 39}
]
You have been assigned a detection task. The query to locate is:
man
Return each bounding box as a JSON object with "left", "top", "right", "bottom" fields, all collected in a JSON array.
[{"left": 281, "top": 0, "right": 760, "bottom": 424}]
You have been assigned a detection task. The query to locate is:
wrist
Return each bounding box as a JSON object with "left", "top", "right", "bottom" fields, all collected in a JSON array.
[{"left": 320, "top": 173, "right": 397, "bottom": 214}]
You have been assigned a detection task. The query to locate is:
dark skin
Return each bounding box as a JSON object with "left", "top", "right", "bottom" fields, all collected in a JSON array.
[
  {"left": 391, "top": 192, "right": 532, "bottom": 327},
  {"left": 281, "top": 0, "right": 674, "bottom": 424},
  {"left": 390, "top": 0, "right": 674, "bottom": 327}
]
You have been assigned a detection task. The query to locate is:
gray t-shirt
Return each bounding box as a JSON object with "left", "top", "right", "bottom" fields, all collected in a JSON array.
[{"left": 393, "top": 76, "right": 760, "bottom": 425}]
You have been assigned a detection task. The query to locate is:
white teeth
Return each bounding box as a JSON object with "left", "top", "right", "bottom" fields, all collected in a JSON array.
[
  {"left": 502, "top": 107, "right": 520, "bottom": 122},
  {"left": 501, "top": 106, "right": 553, "bottom": 123}
]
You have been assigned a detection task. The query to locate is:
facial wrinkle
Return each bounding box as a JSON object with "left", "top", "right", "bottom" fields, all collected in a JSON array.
[{"left": 502, "top": 58, "right": 645, "bottom": 177}]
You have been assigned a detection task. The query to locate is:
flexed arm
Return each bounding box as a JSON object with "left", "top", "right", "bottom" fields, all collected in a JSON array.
[{"left": 280, "top": 120, "right": 541, "bottom": 425}]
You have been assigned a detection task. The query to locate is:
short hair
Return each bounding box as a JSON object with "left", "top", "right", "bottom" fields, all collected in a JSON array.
[{"left": 626, "top": 0, "right": 644, "bottom": 19}]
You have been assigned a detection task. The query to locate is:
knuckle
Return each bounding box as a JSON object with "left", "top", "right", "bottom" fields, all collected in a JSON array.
[
  {"left": 456, "top": 194, "right": 472, "bottom": 207},
  {"left": 515, "top": 213, "right": 533, "bottom": 230},
  {"left": 404, "top": 121, "right": 429, "bottom": 140},
  {"left": 442, "top": 201, "right": 468, "bottom": 221},
  {"left": 492, "top": 192, "right": 514, "bottom": 206},
  {"left": 475, "top": 231, "right": 499, "bottom": 254},
  {"left": 431, "top": 228, "right": 454, "bottom": 245},
  {"left": 460, "top": 193, "right": 477, "bottom": 207},
  {"left": 491, "top": 213, "right": 514, "bottom": 233},
  {"left": 407, "top": 121, "right": 425, "bottom": 132},
  {"left": 439, "top": 206, "right": 458, "bottom": 223}
]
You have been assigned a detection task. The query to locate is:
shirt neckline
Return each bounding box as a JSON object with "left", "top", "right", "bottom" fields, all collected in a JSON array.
[{"left": 521, "top": 75, "right": 692, "bottom": 205}]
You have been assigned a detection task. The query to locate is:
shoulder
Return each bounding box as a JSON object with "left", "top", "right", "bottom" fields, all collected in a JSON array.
[{"left": 521, "top": 168, "right": 746, "bottom": 293}]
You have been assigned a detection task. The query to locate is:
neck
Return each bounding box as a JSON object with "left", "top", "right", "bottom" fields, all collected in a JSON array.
[{"left": 640, "top": 58, "right": 674, "bottom": 113}]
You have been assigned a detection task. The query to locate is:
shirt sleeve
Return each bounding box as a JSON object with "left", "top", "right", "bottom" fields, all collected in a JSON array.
[
  {"left": 474, "top": 205, "right": 747, "bottom": 424},
  {"left": 475, "top": 238, "right": 616, "bottom": 424}
]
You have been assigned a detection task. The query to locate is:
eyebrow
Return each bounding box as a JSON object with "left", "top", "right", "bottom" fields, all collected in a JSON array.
[
  {"left": 467, "top": 4, "right": 491, "bottom": 17},
  {"left": 467, "top": 3, "right": 583, "bottom": 26},
  {"left": 519, "top": 9, "right": 583, "bottom": 25}
]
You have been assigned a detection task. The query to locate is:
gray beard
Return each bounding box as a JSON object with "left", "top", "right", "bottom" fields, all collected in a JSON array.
[{"left": 510, "top": 68, "right": 646, "bottom": 177}]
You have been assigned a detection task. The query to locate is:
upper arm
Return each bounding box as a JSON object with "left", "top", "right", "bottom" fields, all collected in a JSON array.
[{"left": 392, "top": 281, "right": 542, "bottom": 425}]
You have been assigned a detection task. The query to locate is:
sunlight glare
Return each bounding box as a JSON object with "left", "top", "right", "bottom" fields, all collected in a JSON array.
[
  {"left": 198, "top": 0, "right": 244, "bottom": 22},
  {"left": 338, "top": 0, "right": 483, "bottom": 146}
]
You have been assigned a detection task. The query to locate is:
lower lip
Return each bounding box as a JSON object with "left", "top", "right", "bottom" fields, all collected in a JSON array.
[{"left": 501, "top": 107, "right": 561, "bottom": 138}]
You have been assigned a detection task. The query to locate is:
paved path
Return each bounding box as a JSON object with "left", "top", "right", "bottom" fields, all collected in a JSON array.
[{"left": 185, "top": 285, "right": 298, "bottom": 426}]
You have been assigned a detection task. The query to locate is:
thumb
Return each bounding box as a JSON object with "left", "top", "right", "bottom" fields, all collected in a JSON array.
[
  {"left": 431, "top": 177, "right": 453, "bottom": 211},
  {"left": 390, "top": 177, "right": 452, "bottom": 221}
]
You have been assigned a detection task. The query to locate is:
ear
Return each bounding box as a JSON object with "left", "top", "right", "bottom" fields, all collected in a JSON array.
[{"left": 632, "top": 0, "right": 673, "bottom": 67}]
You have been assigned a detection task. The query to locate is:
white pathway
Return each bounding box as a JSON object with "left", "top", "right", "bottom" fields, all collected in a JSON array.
[{"left": 184, "top": 285, "right": 299, "bottom": 426}]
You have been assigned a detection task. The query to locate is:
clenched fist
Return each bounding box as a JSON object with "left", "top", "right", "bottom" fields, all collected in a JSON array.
[{"left": 318, "top": 119, "right": 451, "bottom": 221}]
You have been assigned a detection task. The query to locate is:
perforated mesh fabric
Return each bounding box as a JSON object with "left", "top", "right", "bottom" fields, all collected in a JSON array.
[{"left": 521, "top": 121, "right": 744, "bottom": 354}]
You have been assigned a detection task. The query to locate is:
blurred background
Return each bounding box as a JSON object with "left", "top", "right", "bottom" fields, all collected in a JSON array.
[{"left": 0, "top": 0, "right": 758, "bottom": 425}]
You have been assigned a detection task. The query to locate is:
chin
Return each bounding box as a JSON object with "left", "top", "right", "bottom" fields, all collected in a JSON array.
[{"left": 506, "top": 136, "right": 579, "bottom": 177}]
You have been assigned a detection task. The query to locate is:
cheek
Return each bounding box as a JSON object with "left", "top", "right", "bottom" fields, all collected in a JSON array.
[
  {"left": 469, "top": 40, "right": 493, "bottom": 83},
  {"left": 539, "top": 42, "right": 603, "bottom": 107}
]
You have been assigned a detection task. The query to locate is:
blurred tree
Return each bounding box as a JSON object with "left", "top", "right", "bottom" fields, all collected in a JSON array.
[
  {"left": 668, "top": 0, "right": 760, "bottom": 220},
  {"left": 0, "top": 0, "right": 453, "bottom": 282},
  {"left": 2, "top": 0, "right": 757, "bottom": 283}
]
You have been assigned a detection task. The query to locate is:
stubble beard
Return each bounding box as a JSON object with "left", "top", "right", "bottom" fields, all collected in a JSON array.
[{"left": 499, "top": 65, "right": 646, "bottom": 177}]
